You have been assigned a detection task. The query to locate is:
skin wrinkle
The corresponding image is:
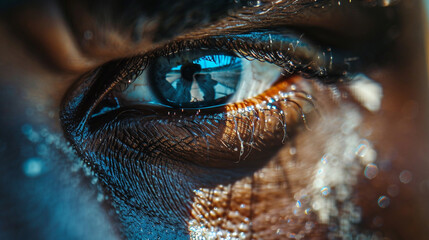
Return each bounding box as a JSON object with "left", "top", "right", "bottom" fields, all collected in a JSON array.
[{"left": 0, "top": 0, "right": 428, "bottom": 240}]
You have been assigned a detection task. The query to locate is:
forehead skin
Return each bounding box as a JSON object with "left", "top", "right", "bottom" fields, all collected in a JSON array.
[{"left": 0, "top": 0, "right": 428, "bottom": 239}]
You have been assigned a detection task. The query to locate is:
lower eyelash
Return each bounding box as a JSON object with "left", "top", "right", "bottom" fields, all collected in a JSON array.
[
  {"left": 222, "top": 81, "right": 316, "bottom": 162},
  {"left": 92, "top": 76, "right": 317, "bottom": 169},
  {"left": 68, "top": 32, "right": 339, "bottom": 170}
]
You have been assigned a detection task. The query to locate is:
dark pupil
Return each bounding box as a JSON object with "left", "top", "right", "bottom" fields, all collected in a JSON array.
[
  {"left": 181, "top": 63, "right": 201, "bottom": 81},
  {"left": 149, "top": 54, "right": 242, "bottom": 108}
]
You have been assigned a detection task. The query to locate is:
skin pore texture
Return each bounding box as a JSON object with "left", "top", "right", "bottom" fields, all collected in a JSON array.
[{"left": 1, "top": 0, "right": 429, "bottom": 239}]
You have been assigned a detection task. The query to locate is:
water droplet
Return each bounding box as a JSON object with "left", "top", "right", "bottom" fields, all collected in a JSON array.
[
  {"left": 22, "top": 157, "right": 44, "bottom": 177},
  {"left": 91, "top": 178, "right": 98, "bottom": 184},
  {"left": 296, "top": 200, "right": 302, "bottom": 208},
  {"left": 399, "top": 170, "right": 413, "bottom": 184},
  {"left": 355, "top": 142, "right": 368, "bottom": 157},
  {"left": 364, "top": 163, "right": 379, "bottom": 179},
  {"left": 238, "top": 222, "right": 247, "bottom": 231},
  {"left": 21, "top": 124, "right": 40, "bottom": 142},
  {"left": 304, "top": 208, "right": 312, "bottom": 215},
  {"left": 320, "top": 154, "right": 328, "bottom": 164},
  {"left": 377, "top": 195, "right": 390, "bottom": 208},
  {"left": 321, "top": 186, "right": 331, "bottom": 196},
  {"left": 357, "top": 140, "right": 377, "bottom": 164},
  {"left": 97, "top": 193, "right": 104, "bottom": 202}
]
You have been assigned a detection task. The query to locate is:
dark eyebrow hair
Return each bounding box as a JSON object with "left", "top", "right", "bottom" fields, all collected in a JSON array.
[{"left": 62, "top": 0, "right": 329, "bottom": 42}]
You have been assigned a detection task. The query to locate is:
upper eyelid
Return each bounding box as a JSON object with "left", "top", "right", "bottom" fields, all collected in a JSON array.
[
  {"left": 127, "top": 31, "right": 353, "bottom": 83},
  {"left": 76, "top": 32, "right": 320, "bottom": 119}
]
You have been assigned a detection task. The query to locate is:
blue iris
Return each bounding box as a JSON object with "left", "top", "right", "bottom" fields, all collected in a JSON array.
[{"left": 150, "top": 53, "right": 242, "bottom": 108}]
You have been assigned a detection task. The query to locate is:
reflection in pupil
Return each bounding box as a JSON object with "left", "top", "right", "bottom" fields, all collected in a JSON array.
[
  {"left": 180, "top": 63, "right": 201, "bottom": 81},
  {"left": 195, "top": 73, "right": 217, "bottom": 101},
  {"left": 152, "top": 54, "right": 243, "bottom": 108},
  {"left": 178, "top": 63, "right": 202, "bottom": 103}
]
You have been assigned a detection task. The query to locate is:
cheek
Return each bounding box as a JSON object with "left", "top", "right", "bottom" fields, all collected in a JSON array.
[
  {"left": 351, "top": 68, "right": 429, "bottom": 239},
  {"left": 0, "top": 77, "right": 121, "bottom": 239},
  {"left": 187, "top": 59, "right": 428, "bottom": 239}
]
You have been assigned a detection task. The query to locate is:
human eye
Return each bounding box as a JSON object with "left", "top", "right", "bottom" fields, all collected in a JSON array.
[
  {"left": 111, "top": 31, "right": 349, "bottom": 113},
  {"left": 63, "top": 25, "right": 368, "bottom": 164},
  {"left": 68, "top": 31, "right": 350, "bottom": 171},
  {"left": 1, "top": 0, "right": 421, "bottom": 239}
]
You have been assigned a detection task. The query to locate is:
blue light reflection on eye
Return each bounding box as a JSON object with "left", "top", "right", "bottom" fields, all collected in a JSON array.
[
  {"left": 170, "top": 55, "right": 240, "bottom": 71},
  {"left": 154, "top": 54, "right": 243, "bottom": 108}
]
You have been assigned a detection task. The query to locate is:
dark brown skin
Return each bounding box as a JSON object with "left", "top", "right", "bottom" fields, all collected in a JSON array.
[{"left": 0, "top": 0, "right": 428, "bottom": 239}]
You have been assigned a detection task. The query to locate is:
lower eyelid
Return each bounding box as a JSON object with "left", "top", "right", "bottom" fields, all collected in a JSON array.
[
  {"left": 87, "top": 75, "right": 317, "bottom": 169},
  {"left": 60, "top": 29, "right": 358, "bottom": 171}
]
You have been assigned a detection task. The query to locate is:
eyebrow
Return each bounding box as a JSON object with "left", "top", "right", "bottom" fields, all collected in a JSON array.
[
  {"left": 4, "top": 0, "right": 383, "bottom": 73},
  {"left": 3, "top": 0, "right": 324, "bottom": 74},
  {"left": 63, "top": 0, "right": 329, "bottom": 42}
]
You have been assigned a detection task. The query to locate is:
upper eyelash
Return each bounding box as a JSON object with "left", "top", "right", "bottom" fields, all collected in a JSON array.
[
  {"left": 157, "top": 35, "right": 340, "bottom": 77},
  {"left": 114, "top": 31, "right": 356, "bottom": 92}
]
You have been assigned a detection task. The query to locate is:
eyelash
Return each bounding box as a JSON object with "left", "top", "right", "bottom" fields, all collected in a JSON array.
[
  {"left": 79, "top": 32, "right": 350, "bottom": 163},
  {"left": 60, "top": 30, "right": 363, "bottom": 190},
  {"left": 111, "top": 31, "right": 354, "bottom": 96}
]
